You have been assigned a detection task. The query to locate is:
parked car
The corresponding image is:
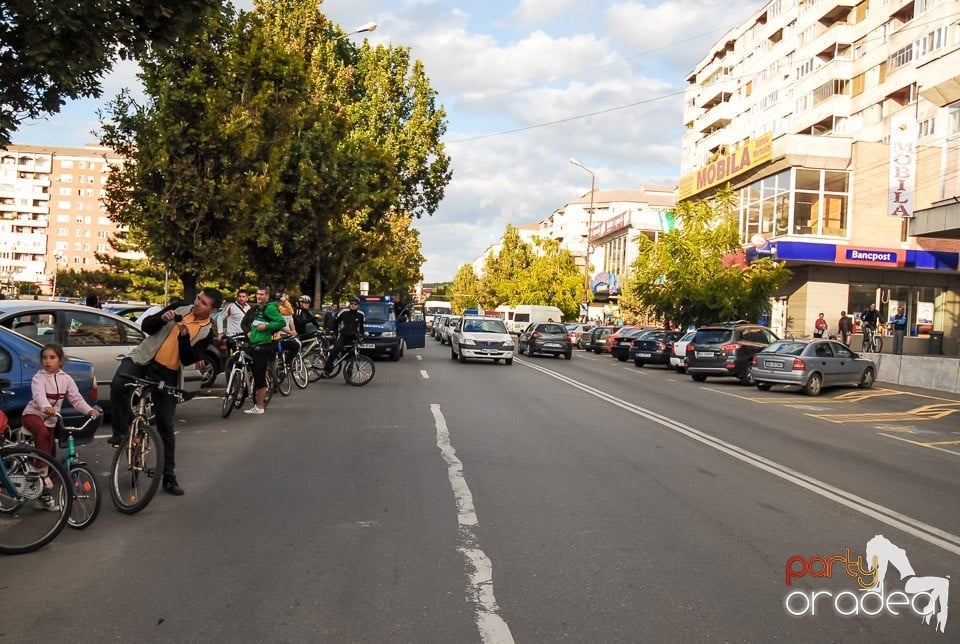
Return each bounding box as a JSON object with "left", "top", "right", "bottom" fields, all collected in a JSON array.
[
  {"left": 565, "top": 323, "right": 592, "bottom": 349},
  {"left": 629, "top": 330, "right": 685, "bottom": 368},
  {"left": 0, "top": 301, "right": 203, "bottom": 404},
  {"left": 433, "top": 314, "right": 450, "bottom": 340},
  {"left": 752, "top": 338, "right": 876, "bottom": 396},
  {"left": 0, "top": 326, "right": 98, "bottom": 427},
  {"left": 686, "top": 321, "right": 779, "bottom": 385},
  {"left": 609, "top": 326, "right": 651, "bottom": 361},
  {"left": 517, "top": 322, "right": 573, "bottom": 359},
  {"left": 584, "top": 326, "right": 615, "bottom": 353},
  {"left": 450, "top": 316, "right": 515, "bottom": 365},
  {"left": 103, "top": 303, "right": 153, "bottom": 323},
  {"left": 669, "top": 330, "right": 696, "bottom": 373},
  {"left": 439, "top": 315, "right": 461, "bottom": 345}
]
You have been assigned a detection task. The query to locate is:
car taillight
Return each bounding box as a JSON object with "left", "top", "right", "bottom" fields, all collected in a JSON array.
[
  {"left": 752, "top": 356, "right": 758, "bottom": 366},
  {"left": 564, "top": 334, "right": 572, "bottom": 341},
  {"left": 686, "top": 344, "right": 695, "bottom": 353},
  {"left": 657, "top": 342, "right": 666, "bottom": 351},
  {"left": 721, "top": 343, "right": 742, "bottom": 352},
  {"left": 90, "top": 376, "right": 98, "bottom": 403},
  {"left": 532, "top": 332, "right": 542, "bottom": 339},
  {"left": 792, "top": 358, "right": 806, "bottom": 370},
  {"left": 608, "top": 336, "right": 616, "bottom": 344}
]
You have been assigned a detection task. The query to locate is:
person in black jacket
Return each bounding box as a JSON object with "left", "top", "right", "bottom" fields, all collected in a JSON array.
[
  {"left": 322, "top": 303, "right": 340, "bottom": 334},
  {"left": 323, "top": 297, "right": 364, "bottom": 375},
  {"left": 292, "top": 295, "right": 317, "bottom": 335}
]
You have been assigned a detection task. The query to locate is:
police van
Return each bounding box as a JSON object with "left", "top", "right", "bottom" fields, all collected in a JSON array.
[{"left": 355, "top": 295, "right": 426, "bottom": 360}]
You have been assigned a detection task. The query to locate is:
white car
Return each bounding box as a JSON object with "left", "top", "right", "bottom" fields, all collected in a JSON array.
[
  {"left": 669, "top": 330, "right": 696, "bottom": 373},
  {"left": 439, "top": 315, "right": 461, "bottom": 345},
  {"left": 450, "top": 316, "right": 515, "bottom": 365}
]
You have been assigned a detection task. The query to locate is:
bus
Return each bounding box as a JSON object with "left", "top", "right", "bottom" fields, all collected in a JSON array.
[{"left": 424, "top": 300, "right": 452, "bottom": 330}]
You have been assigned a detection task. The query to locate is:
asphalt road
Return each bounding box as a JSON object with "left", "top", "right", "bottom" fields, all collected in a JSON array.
[{"left": 4, "top": 339, "right": 959, "bottom": 643}]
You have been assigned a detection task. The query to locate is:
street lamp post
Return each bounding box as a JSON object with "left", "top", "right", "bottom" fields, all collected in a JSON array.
[
  {"left": 570, "top": 158, "right": 596, "bottom": 322},
  {"left": 337, "top": 21, "right": 378, "bottom": 40},
  {"left": 50, "top": 252, "right": 63, "bottom": 301}
]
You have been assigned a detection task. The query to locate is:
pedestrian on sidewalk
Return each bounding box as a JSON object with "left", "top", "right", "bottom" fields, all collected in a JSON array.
[
  {"left": 813, "top": 313, "right": 828, "bottom": 338},
  {"left": 838, "top": 311, "right": 853, "bottom": 346},
  {"left": 890, "top": 306, "right": 908, "bottom": 355}
]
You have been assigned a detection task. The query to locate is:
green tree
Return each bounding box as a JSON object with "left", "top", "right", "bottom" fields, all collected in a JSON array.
[
  {"left": 450, "top": 264, "right": 482, "bottom": 314},
  {"left": 1, "top": 0, "right": 222, "bottom": 145},
  {"left": 354, "top": 210, "right": 425, "bottom": 296},
  {"left": 520, "top": 238, "right": 584, "bottom": 320},
  {"left": 481, "top": 225, "right": 536, "bottom": 305},
  {"left": 626, "top": 191, "right": 791, "bottom": 328}
]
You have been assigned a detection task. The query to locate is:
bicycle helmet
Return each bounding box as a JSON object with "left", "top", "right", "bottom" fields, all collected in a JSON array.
[
  {"left": 349, "top": 296, "right": 360, "bottom": 304},
  {"left": 299, "top": 295, "right": 312, "bottom": 303}
]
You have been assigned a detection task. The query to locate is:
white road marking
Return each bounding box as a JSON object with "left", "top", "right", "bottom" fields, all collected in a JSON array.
[
  {"left": 431, "top": 404, "right": 514, "bottom": 644},
  {"left": 420, "top": 370, "right": 430, "bottom": 379},
  {"left": 417, "top": 355, "right": 423, "bottom": 361},
  {"left": 520, "top": 361, "right": 960, "bottom": 558},
  {"left": 879, "top": 433, "right": 960, "bottom": 458}
]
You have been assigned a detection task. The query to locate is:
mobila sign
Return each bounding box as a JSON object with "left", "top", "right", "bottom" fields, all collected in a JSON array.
[{"left": 678, "top": 132, "right": 773, "bottom": 200}]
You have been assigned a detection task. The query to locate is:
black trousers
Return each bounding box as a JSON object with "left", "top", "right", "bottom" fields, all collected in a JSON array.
[{"left": 110, "top": 358, "right": 180, "bottom": 479}]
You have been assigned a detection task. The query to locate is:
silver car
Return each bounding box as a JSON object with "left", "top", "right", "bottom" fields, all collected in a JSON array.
[
  {"left": 0, "top": 301, "right": 202, "bottom": 405},
  {"left": 752, "top": 338, "right": 876, "bottom": 396}
]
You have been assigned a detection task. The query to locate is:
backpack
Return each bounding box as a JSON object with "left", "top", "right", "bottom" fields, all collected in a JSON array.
[{"left": 240, "top": 305, "right": 260, "bottom": 335}]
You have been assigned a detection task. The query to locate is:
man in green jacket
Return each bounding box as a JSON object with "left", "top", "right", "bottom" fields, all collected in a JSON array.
[{"left": 244, "top": 286, "right": 286, "bottom": 415}]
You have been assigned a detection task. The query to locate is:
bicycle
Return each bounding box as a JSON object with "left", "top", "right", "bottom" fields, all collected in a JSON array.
[
  {"left": 301, "top": 332, "right": 332, "bottom": 383},
  {"left": 110, "top": 375, "right": 183, "bottom": 514},
  {"left": 51, "top": 412, "right": 102, "bottom": 529},
  {"left": 271, "top": 334, "right": 302, "bottom": 397},
  {"left": 319, "top": 339, "right": 376, "bottom": 386},
  {"left": 222, "top": 336, "right": 275, "bottom": 416},
  {"left": 1, "top": 416, "right": 73, "bottom": 553},
  {"left": 861, "top": 324, "right": 883, "bottom": 353}
]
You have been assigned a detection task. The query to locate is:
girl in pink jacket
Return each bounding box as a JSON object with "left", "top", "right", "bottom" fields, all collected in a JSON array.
[{"left": 22, "top": 343, "right": 100, "bottom": 479}]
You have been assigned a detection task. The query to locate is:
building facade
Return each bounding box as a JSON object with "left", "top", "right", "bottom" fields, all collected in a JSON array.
[
  {"left": 0, "top": 143, "right": 131, "bottom": 295},
  {"left": 681, "top": 0, "right": 960, "bottom": 352}
]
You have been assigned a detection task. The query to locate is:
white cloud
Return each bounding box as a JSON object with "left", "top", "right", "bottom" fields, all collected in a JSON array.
[{"left": 510, "top": 0, "right": 579, "bottom": 25}]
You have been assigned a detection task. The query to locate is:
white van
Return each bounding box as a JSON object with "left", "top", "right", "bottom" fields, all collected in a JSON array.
[
  {"left": 508, "top": 305, "right": 563, "bottom": 334},
  {"left": 494, "top": 305, "right": 514, "bottom": 331}
]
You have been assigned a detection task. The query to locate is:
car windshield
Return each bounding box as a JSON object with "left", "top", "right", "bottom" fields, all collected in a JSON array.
[
  {"left": 359, "top": 302, "right": 394, "bottom": 322},
  {"left": 537, "top": 324, "right": 566, "bottom": 334},
  {"left": 763, "top": 340, "right": 807, "bottom": 356},
  {"left": 463, "top": 319, "right": 507, "bottom": 333},
  {"left": 642, "top": 331, "right": 670, "bottom": 341},
  {"left": 695, "top": 329, "right": 732, "bottom": 344}
]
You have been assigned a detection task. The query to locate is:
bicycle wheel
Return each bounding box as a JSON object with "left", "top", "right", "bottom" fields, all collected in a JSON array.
[
  {"left": 276, "top": 358, "right": 292, "bottom": 396},
  {"left": 264, "top": 367, "right": 275, "bottom": 407},
  {"left": 305, "top": 352, "right": 324, "bottom": 383},
  {"left": 0, "top": 447, "right": 72, "bottom": 554},
  {"left": 291, "top": 353, "right": 309, "bottom": 389},
  {"left": 873, "top": 335, "right": 883, "bottom": 353},
  {"left": 861, "top": 335, "right": 872, "bottom": 353},
  {"left": 67, "top": 465, "right": 100, "bottom": 529},
  {"left": 109, "top": 417, "right": 164, "bottom": 515},
  {"left": 343, "top": 355, "right": 375, "bottom": 386},
  {"left": 222, "top": 367, "right": 241, "bottom": 418}
]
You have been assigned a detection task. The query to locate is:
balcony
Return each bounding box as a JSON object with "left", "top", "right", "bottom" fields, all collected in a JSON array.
[
  {"left": 698, "top": 76, "right": 737, "bottom": 110},
  {"left": 791, "top": 93, "right": 852, "bottom": 135},
  {"left": 696, "top": 100, "right": 739, "bottom": 134}
]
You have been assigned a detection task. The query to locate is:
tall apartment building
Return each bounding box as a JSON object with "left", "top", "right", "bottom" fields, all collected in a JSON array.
[
  {"left": 0, "top": 143, "right": 131, "bottom": 295},
  {"left": 681, "top": 0, "right": 960, "bottom": 351}
]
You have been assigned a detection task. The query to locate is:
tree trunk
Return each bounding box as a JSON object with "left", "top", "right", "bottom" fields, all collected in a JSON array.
[{"left": 180, "top": 273, "right": 198, "bottom": 304}]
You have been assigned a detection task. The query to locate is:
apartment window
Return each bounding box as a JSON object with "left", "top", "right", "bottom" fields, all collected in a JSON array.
[
  {"left": 918, "top": 117, "right": 935, "bottom": 137},
  {"left": 76, "top": 202, "right": 83, "bottom": 211},
  {"left": 74, "top": 215, "right": 83, "bottom": 223},
  {"left": 98, "top": 231, "right": 108, "bottom": 238},
  {"left": 73, "top": 243, "right": 83, "bottom": 251},
  {"left": 947, "top": 102, "right": 960, "bottom": 135},
  {"left": 78, "top": 161, "right": 87, "bottom": 169},
  {"left": 60, "top": 161, "right": 73, "bottom": 169},
  {"left": 59, "top": 174, "right": 72, "bottom": 182},
  {"left": 96, "top": 244, "right": 109, "bottom": 252},
  {"left": 56, "top": 228, "right": 67, "bottom": 236},
  {"left": 796, "top": 58, "right": 815, "bottom": 80},
  {"left": 85, "top": 189, "right": 94, "bottom": 197},
  {"left": 58, "top": 187, "right": 71, "bottom": 196},
  {"left": 75, "top": 229, "right": 83, "bottom": 237},
  {"left": 855, "top": 0, "right": 869, "bottom": 22},
  {"left": 97, "top": 216, "right": 111, "bottom": 225},
  {"left": 852, "top": 73, "right": 866, "bottom": 96},
  {"left": 56, "top": 214, "right": 68, "bottom": 222},
  {"left": 888, "top": 45, "right": 913, "bottom": 71},
  {"left": 57, "top": 201, "right": 70, "bottom": 209}
]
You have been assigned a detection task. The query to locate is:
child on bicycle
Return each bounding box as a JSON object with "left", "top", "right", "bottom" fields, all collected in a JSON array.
[{"left": 22, "top": 343, "right": 100, "bottom": 510}]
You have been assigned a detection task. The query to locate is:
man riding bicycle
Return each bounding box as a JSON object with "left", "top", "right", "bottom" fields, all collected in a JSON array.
[
  {"left": 860, "top": 303, "right": 882, "bottom": 338},
  {"left": 323, "top": 296, "right": 364, "bottom": 376}
]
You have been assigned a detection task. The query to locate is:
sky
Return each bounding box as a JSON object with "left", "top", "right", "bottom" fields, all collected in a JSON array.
[{"left": 12, "top": 0, "right": 767, "bottom": 283}]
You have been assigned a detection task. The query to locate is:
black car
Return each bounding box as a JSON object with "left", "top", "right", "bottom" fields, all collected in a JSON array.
[
  {"left": 609, "top": 327, "right": 651, "bottom": 361},
  {"left": 686, "top": 321, "right": 779, "bottom": 385},
  {"left": 517, "top": 322, "right": 573, "bottom": 359},
  {"left": 629, "top": 330, "right": 684, "bottom": 368},
  {"left": 583, "top": 326, "right": 615, "bottom": 353}
]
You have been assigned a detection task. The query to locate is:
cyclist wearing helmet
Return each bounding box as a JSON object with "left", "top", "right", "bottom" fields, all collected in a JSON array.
[
  {"left": 293, "top": 295, "right": 318, "bottom": 335},
  {"left": 323, "top": 296, "right": 364, "bottom": 375}
]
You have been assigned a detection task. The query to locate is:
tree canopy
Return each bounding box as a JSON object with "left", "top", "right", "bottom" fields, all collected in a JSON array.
[
  {"left": 625, "top": 191, "right": 791, "bottom": 327},
  {"left": 0, "top": 0, "right": 222, "bottom": 145}
]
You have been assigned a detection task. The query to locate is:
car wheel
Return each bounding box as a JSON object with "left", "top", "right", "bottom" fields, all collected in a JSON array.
[
  {"left": 858, "top": 368, "right": 875, "bottom": 389},
  {"left": 527, "top": 344, "right": 535, "bottom": 357},
  {"left": 493, "top": 358, "right": 500, "bottom": 363},
  {"left": 756, "top": 383, "right": 772, "bottom": 391},
  {"left": 457, "top": 349, "right": 466, "bottom": 363},
  {"left": 804, "top": 372, "right": 823, "bottom": 396},
  {"left": 616, "top": 354, "right": 627, "bottom": 362},
  {"left": 564, "top": 352, "right": 571, "bottom": 360},
  {"left": 691, "top": 374, "right": 707, "bottom": 382},
  {"left": 198, "top": 355, "right": 218, "bottom": 388},
  {"left": 505, "top": 358, "right": 513, "bottom": 366},
  {"left": 674, "top": 366, "right": 685, "bottom": 374},
  {"left": 553, "top": 353, "right": 560, "bottom": 358},
  {"left": 738, "top": 366, "right": 755, "bottom": 386},
  {"left": 390, "top": 343, "right": 401, "bottom": 361},
  {"left": 634, "top": 359, "right": 644, "bottom": 368},
  {"left": 593, "top": 349, "right": 601, "bottom": 354},
  {"left": 451, "top": 346, "right": 457, "bottom": 360}
]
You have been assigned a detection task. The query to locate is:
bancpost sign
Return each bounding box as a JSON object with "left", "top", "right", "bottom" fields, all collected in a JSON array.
[
  {"left": 836, "top": 246, "right": 906, "bottom": 267},
  {"left": 678, "top": 132, "right": 773, "bottom": 200}
]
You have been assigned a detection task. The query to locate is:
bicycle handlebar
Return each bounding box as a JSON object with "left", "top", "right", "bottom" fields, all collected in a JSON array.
[
  {"left": 53, "top": 411, "right": 102, "bottom": 432},
  {"left": 120, "top": 374, "right": 187, "bottom": 397}
]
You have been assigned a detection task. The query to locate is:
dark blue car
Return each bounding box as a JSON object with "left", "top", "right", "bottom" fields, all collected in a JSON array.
[{"left": 0, "top": 326, "right": 98, "bottom": 427}]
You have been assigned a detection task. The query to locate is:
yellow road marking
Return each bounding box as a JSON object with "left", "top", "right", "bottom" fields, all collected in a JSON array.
[
  {"left": 879, "top": 434, "right": 960, "bottom": 458},
  {"left": 810, "top": 402, "right": 960, "bottom": 424},
  {"left": 831, "top": 389, "right": 906, "bottom": 402},
  {"left": 917, "top": 440, "right": 960, "bottom": 446}
]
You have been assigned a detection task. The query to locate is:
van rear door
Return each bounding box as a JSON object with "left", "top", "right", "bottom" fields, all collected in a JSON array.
[{"left": 398, "top": 319, "right": 426, "bottom": 349}]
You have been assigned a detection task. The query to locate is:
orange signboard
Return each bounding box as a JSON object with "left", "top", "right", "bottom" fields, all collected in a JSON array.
[{"left": 678, "top": 132, "right": 773, "bottom": 200}]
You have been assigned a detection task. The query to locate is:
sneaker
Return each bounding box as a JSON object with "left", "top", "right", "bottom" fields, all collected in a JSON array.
[
  {"left": 39, "top": 493, "right": 61, "bottom": 512},
  {"left": 25, "top": 462, "right": 49, "bottom": 477},
  {"left": 107, "top": 434, "right": 124, "bottom": 447},
  {"left": 243, "top": 406, "right": 264, "bottom": 415}
]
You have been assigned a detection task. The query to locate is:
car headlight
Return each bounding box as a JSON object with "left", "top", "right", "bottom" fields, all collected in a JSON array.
[
  {"left": 461, "top": 337, "right": 476, "bottom": 345},
  {"left": 382, "top": 331, "right": 396, "bottom": 338}
]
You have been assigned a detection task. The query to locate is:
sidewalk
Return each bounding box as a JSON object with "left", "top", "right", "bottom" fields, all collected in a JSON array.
[{"left": 864, "top": 353, "right": 960, "bottom": 395}]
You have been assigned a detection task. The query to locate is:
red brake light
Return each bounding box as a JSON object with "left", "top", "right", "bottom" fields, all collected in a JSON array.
[
  {"left": 792, "top": 358, "right": 806, "bottom": 370},
  {"left": 687, "top": 344, "right": 695, "bottom": 353},
  {"left": 90, "top": 383, "right": 98, "bottom": 403},
  {"left": 564, "top": 334, "right": 572, "bottom": 341},
  {"left": 657, "top": 342, "right": 666, "bottom": 351},
  {"left": 752, "top": 356, "right": 758, "bottom": 366},
  {"left": 532, "top": 332, "right": 542, "bottom": 339},
  {"left": 721, "top": 343, "right": 742, "bottom": 352}
]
